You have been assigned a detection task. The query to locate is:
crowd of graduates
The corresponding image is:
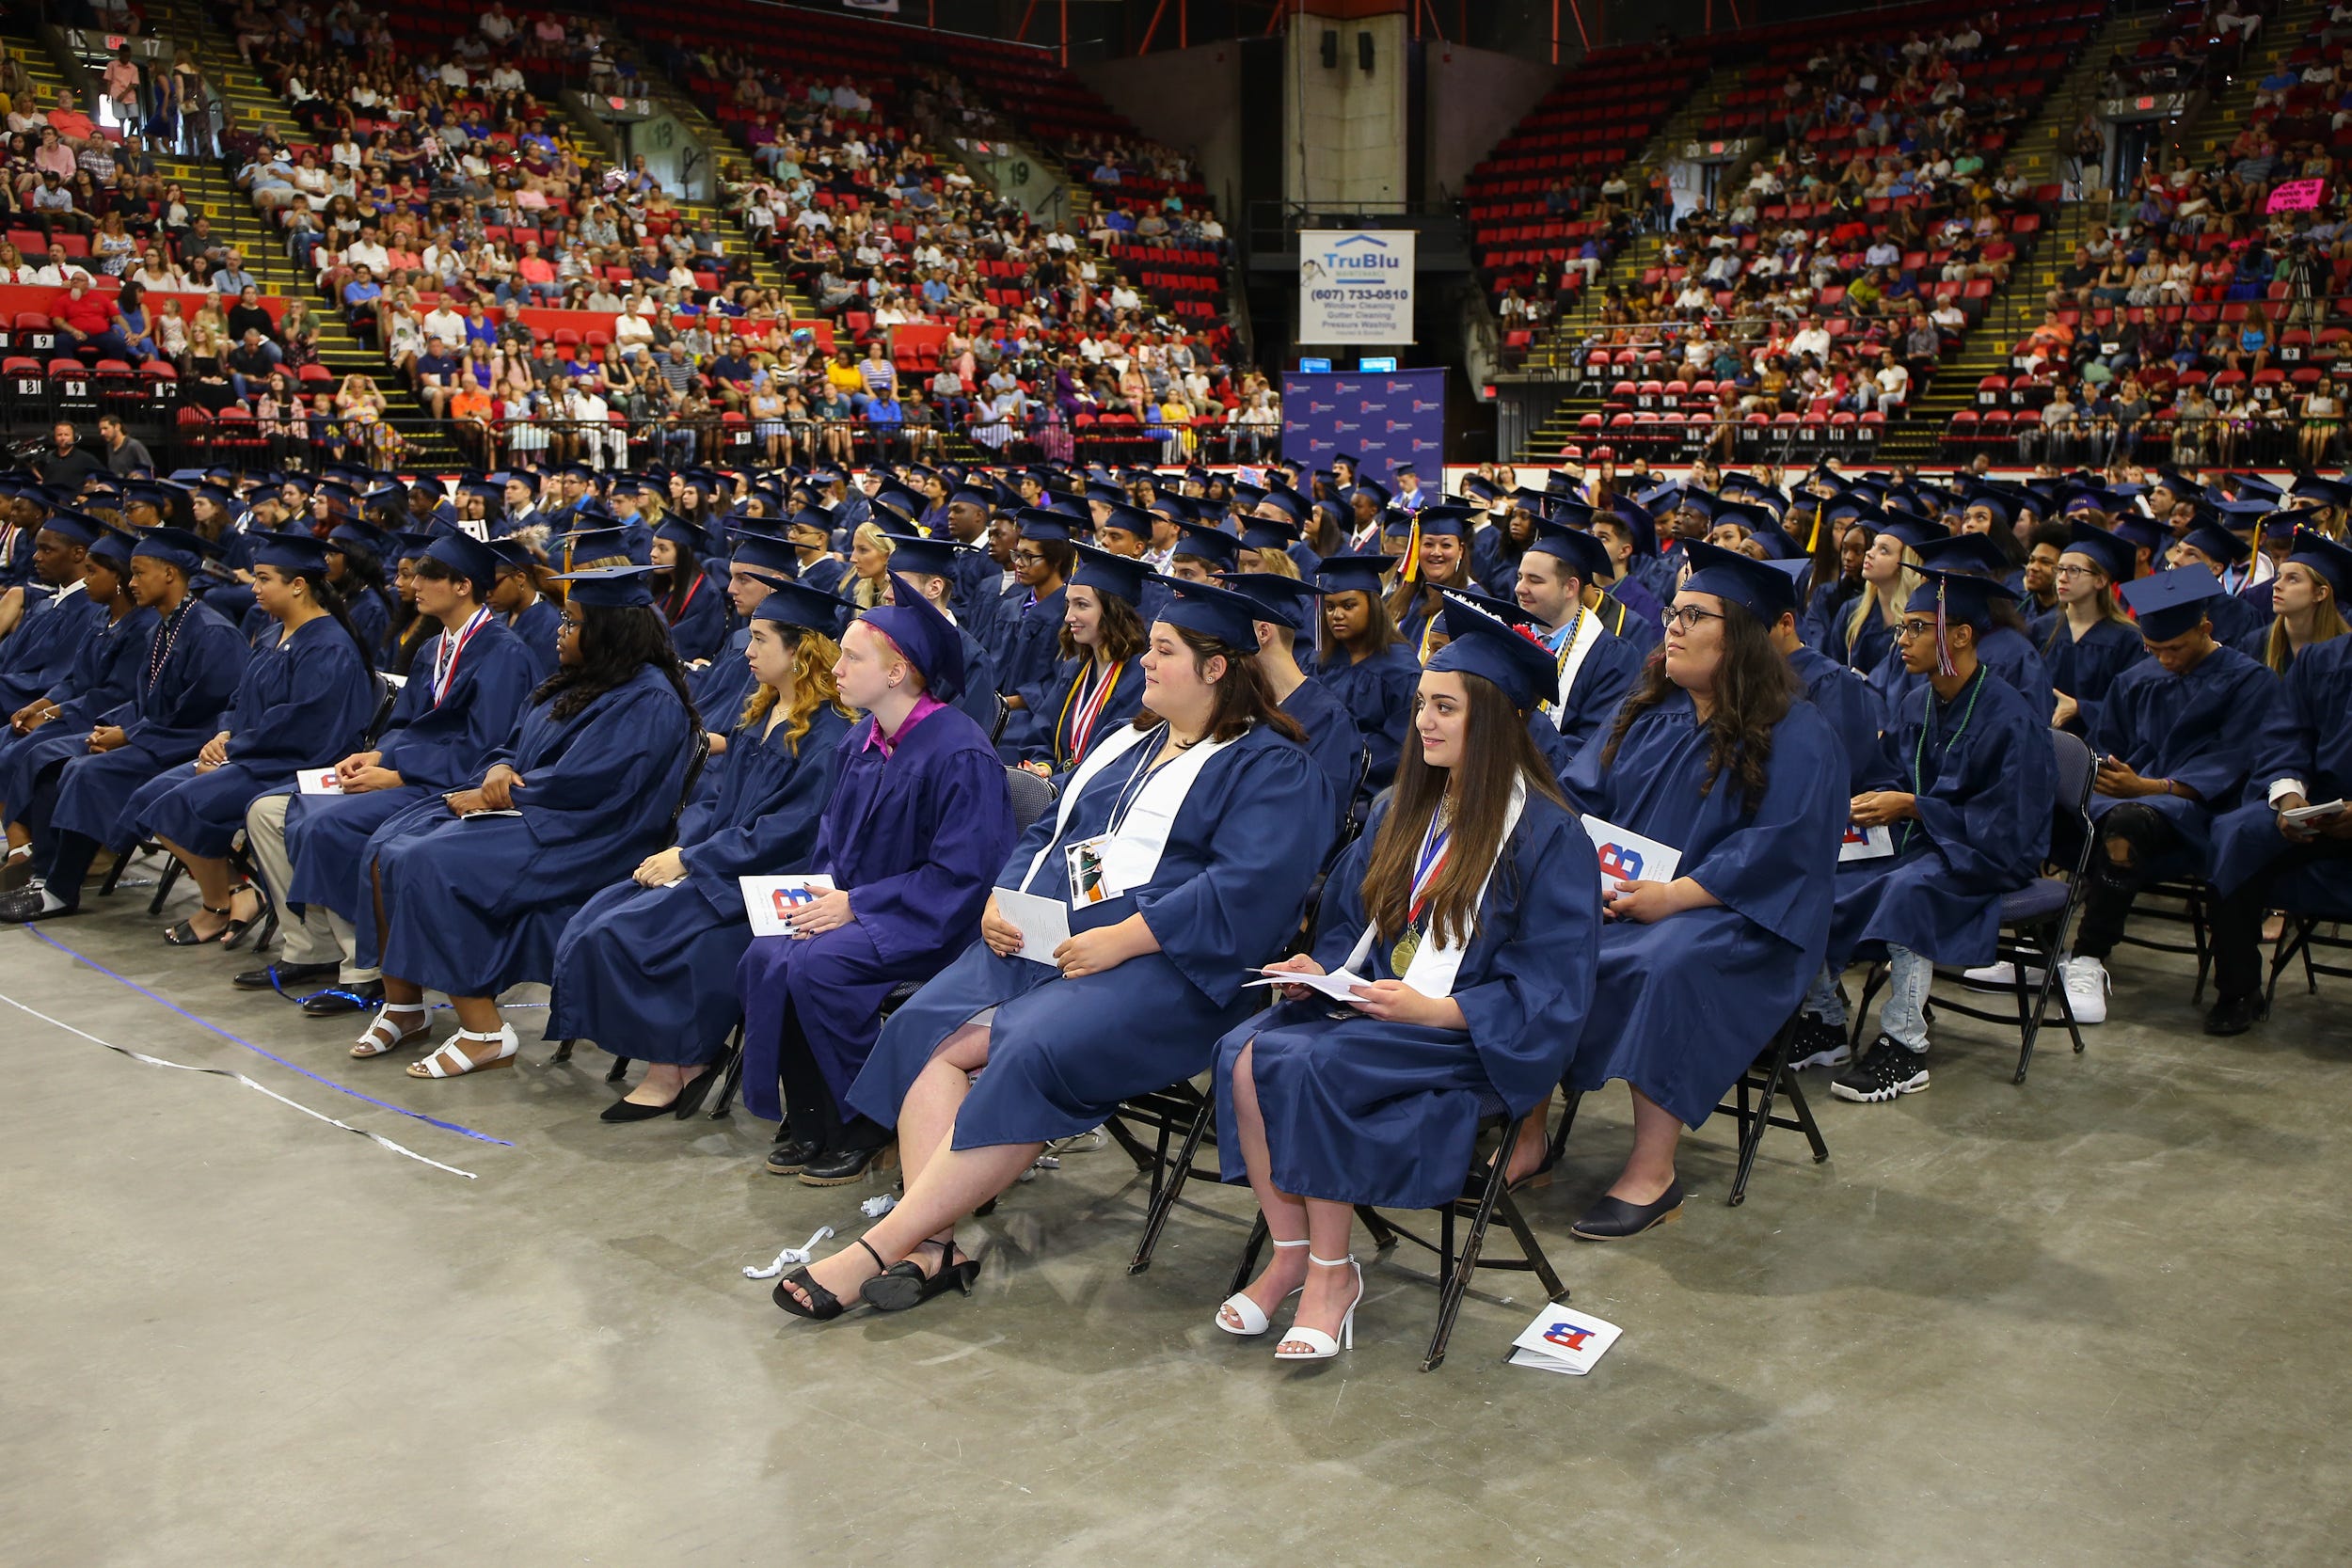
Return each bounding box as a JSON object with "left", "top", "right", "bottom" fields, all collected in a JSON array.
[{"left": 0, "top": 436, "right": 2344, "bottom": 1359}]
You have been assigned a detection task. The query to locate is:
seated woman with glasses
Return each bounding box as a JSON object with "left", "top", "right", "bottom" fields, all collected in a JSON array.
[
  {"left": 352, "top": 565, "right": 700, "bottom": 1081},
  {"left": 1213, "top": 595, "right": 1602, "bottom": 1362},
  {"left": 2037, "top": 523, "right": 2148, "bottom": 737},
  {"left": 771, "top": 580, "right": 1336, "bottom": 1320},
  {"left": 1559, "top": 543, "right": 1846, "bottom": 1240}
]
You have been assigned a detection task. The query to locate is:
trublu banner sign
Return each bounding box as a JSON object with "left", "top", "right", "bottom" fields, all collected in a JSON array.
[
  {"left": 1281, "top": 368, "right": 1445, "bottom": 482},
  {"left": 1298, "top": 229, "right": 1416, "bottom": 343}
]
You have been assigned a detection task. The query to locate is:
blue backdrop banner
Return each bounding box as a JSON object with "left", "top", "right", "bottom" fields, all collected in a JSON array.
[{"left": 1281, "top": 369, "right": 1445, "bottom": 485}]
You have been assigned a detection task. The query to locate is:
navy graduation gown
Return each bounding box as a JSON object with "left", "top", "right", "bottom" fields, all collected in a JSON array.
[
  {"left": 993, "top": 583, "right": 1069, "bottom": 755},
  {"left": 737, "top": 702, "right": 1017, "bottom": 1117},
  {"left": 948, "top": 546, "right": 997, "bottom": 625},
  {"left": 2210, "top": 633, "right": 2352, "bottom": 895},
  {"left": 1800, "top": 578, "right": 1861, "bottom": 651},
  {"left": 662, "top": 573, "right": 726, "bottom": 663},
  {"left": 849, "top": 722, "right": 1334, "bottom": 1147},
  {"left": 505, "top": 596, "right": 563, "bottom": 682},
  {"left": 1314, "top": 641, "right": 1420, "bottom": 793},
  {"left": 346, "top": 586, "right": 393, "bottom": 669},
  {"left": 687, "top": 626, "right": 754, "bottom": 723},
  {"left": 1827, "top": 670, "right": 2053, "bottom": 970},
  {"left": 1470, "top": 524, "right": 1526, "bottom": 599},
  {"left": 2040, "top": 614, "right": 2146, "bottom": 737},
  {"left": 1789, "top": 643, "right": 1893, "bottom": 793},
  {"left": 798, "top": 555, "right": 849, "bottom": 598},
  {"left": 1561, "top": 691, "right": 1845, "bottom": 1127},
  {"left": 49, "top": 600, "right": 248, "bottom": 847},
  {"left": 0, "top": 603, "right": 153, "bottom": 816},
  {"left": 358, "top": 665, "right": 696, "bottom": 1000},
  {"left": 1600, "top": 582, "right": 1664, "bottom": 655},
  {"left": 130, "top": 615, "right": 377, "bottom": 859},
  {"left": 2204, "top": 589, "right": 2269, "bottom": 661},
  {"left": 1024, "top": 654, "right": 1145, "bottom": 772},
  {"left": 281, "top": 618, "right": 539, "bottom": 922},
  {"left": 1820, "top": 599, "right": 1896, "bottom": 677},
  {"left": 1546, "top": 624, "right": 1645, "bottom": 760},
  {"left": 2088, "top": 643, "right": 2282, "bottom": 870},
  {"left": 0, "top": 584, "right": 100, "bottom": 714},
  {"left": 1279, "top": 673, "right": 1364, "bottom": 839},
  {"left": 1214, "top": 789, "right": 1601, "bottom": 1211},
  {"left": 953, "top": 624, "right": 1001, "bottom": 737},
  {"left": 549, "top": 702, "right": 855, "bottom": 1066}
]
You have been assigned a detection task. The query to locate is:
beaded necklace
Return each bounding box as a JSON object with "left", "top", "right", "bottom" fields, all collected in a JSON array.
[
  {"left": 145, "top": 598, "right": 191, "bottom": 691},
  {"left": 1902, "top": 664, "right": 1986, "bottom": 853}
]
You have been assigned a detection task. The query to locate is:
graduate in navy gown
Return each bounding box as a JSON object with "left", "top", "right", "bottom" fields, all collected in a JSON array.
[
  {"left": 0, "top": 526, "right": 152, "bottom": 888},
  {"left": 679, "top": 526, "right": 797, "bottom": 724},
  {"left": 1817, "top": 510, "right": 1939, "bottom": 678},
  {"left": 2166, "top": 520, "right": 2272, "bottom": 657},
  {"left": 878, "top": 532, "right": 1005, "bottom": 740},
  {"left": 1011, "top": 543, "right": 1148, "bottom": 775},
  {"left": 1802, "top": 572, "right": 2056, "bottom": 1101},
  {"left": 2204, "top": 531, "right": 2352, "bottom": 1035},
  {"left": 323, "top": 517, "right": 398, "bottom": 669},
  {"left": 1512, "top": 520, "right": 1645, "bottom": 762},
  {"left": 2040, "top": 524, "right": 2148, "bottom": 738},
  {"left": 0, "top": 528, "right": 248, "bottom": 923},
  {"left": 552, "top": 579, "right": 859, "bottom": 1119},
  {"left": 1386, "top": 505, "right": 1481, "bottom": 657},
  {"left": 1866, "top": 533, "right": 2057, "bottom": 724},
  {"left": 350, "top": 564, "right": 699, "bottom": 1081},
  {"left": 2061, "top": 566, "right": 2285, "bottom": 1020},
  {"left": 1222, "top": 571, "right": 1363, "bottom": 841},
  {"left": 651, "top": 518, "right": 726, "bottom": 664},
  {"left": 1312, "top": 551, "right": 1419, "bottom": 795},
  {"left": 0, "top": 509, "right": 104, "bottom": 715},
  {"left": 1212, "top": 595, "right": 1601, "bottom": 1360},
  {"left": 490, "top": 540, "right": 564, "bottom": 682},
  {"left": 261, "top": 533, "right": 538, "bottom": 1016},
  {"left": 771, "top": 581, "right": 1334, "bottom": 1321},
  {"left": 735, "top": 577, "right": 1017, "bottom": 1183},
  {"left": 1558, "top": 546, "right": 1846, "bottom": 1240},
  {"left": 991, "top": 510, "right": 1074, "bottom": 757},
  {"left": 1468, "top": 488, "right": 1538, "bottom": 600},
  {"left": 124, "top": 531, "right": 378, "bottom": 944},
  {"left": 1762, "top": 556, "right": 1892, "bottom": 793}
]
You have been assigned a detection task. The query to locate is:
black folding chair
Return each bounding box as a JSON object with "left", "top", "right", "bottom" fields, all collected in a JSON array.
[
  {"left": 1850, "top": 730, "right": 2096, "bottom": 1085},
  {"left": 1111, "top": 1076, "right": 1225, "bottom": 1275},
  {"left": 2114, "top": 877, "right": 2216, "bottom": 1002},
  {"left": 1226, "top": 1108, "right": 1566, "bottom": 1371},
  {"left": 2263, "top": 893, "right": 2352, "bottom": 1018}
]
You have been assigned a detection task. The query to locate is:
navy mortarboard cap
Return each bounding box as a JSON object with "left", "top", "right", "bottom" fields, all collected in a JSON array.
[
  {"left": 2110, "top": 514, "right": 2168, "bottom": 559},
  {"left": 1098, "top": 503, "right": 1153, "bottom": 542},
  {"left": 1427, "top": 592, "right": 1557, "bottom": 714},
  {"left": 326, "top": 517, "right": 394, "bottom": 560},
  {"left": 1333, "top": 451, "right": 1360, "bottom": 470},
  {"left": 1016, "top": 508, "right": 1074, "bottom": 545},
  {"left": 654, "top": 516, "right": 704, "bottom": 552},
  {"left": 87, "top": 525, "right": 134, "bottom": 570},
  {"left": 37, "top": 508, "right": 103, "bottom": 546},
  {"left": 1238, "top": 513, "right": 1300, "bottom": 553},
  {"left": 1069, "top": 542, "right": 1151, "bottom": 607},
  {"left": 786, "top": 507, "right": 834, "bottom": 537},
  {"left": 2228, "top": 473, "right": 2284, "bottom": 504},
  {"left": 131, "top": 526, "right": 213, "bottom": 573},
  {"left": 1084, "top": 479, "right": 1126, "bottom": 508},
  {"left": 561, "top": 524, "right": 654, "bottom": 567},
  {"left": 950, "top": 480, "right": 996, "bottom": 510},
  {"left": 728, "top": 528, "right": 800, "bottom": 579},
  {"left": 499, "top": 469, "right": 539, "bottom": 496},
  {"left": 1711, "top": 499, "right": 1779, "bottom": 537},
  {"left": 861, "top": 574, "right": 966, "bottom": 703},
  {"left": 458, "top": 478, "right": 504, "bottom": 504},
  {"left": 398, "top": 529, "right": 442, "bottom": 562},
  {"left": 1216, "top": 571, "right": 1326, "bottom": 634},
  {"left": 876, "top": 531, "right": 961, "bottom": 582},
  {"left": 2060, "top": 485, "right": 2122, "bottom": 518},
  {"left": 1528, "top": 519, "right": 1613, "bottom": 584},
  {"left": 1744, "top": 522, "right": 1801, "bottom": 561},
  {"left": 486, "top": 537, "right": 537, "bottom": 571},
  {"left": 1963, "top": 486, "right": 2017, "bottom": 526},
  {"left": 1345, "top": 479, "right": 1391, "bottom": 511},
  {"left": 1170, "top": 520, "right": 1240, "bottom": 571},
  {"left": 1672, "top": 486, "right": 1718, "bottom": 521},
  {"left": 1447, "top": 587, "right": 1543, "bottom": 628},
  {"left": 2060, "top": 522, "right": 2136, "bottom": 582},
  {"left": 1459, "top": 476, "right": 1500, "bottom": 504},
  {"left": 2288, "top": 528, "right": 2352, "bottom": 597},
  {"left": 2121, "top": 564, "right": 2225, "bottom": 641},
  {"left": 1913, "top": 532, "right": 2013, "bottom": 578},
  {"left": 1256, "top": 487, "right": 1308, "bottom": 525},
  {"left": 2150, "top": 468, "right": 2198, "bottom": 500},
  {"left": 2294, "top": 475, "right": 2352, "bottom": 511},
  {"left": 2178, "top": 522, "right": 2251, "bottom": 568},
  {"left": 1154, "top": 577, "right": 1263, "bottom": 653},
  {"left": 1680, "top": 537, "right": 1801, "bottom": 624},
  {"left": 252, "top": 531, "right": 332, "bottom": 575},
  {"left": 188, "top": 481, "right": 237, "bottom": 514},
  {"left": 1598, "top": 496, "right": 1658, "bottom": 559},
  {"left": 1227, "top": 480, "right": 1267, "bottom": 509},
  {"left": 361, "top": 480, "right": 410, "bottom": 511},
  {"left": 1509, "top": 487, "right": 1552, "bottom": 515},
  {"left": 423, "top": 531, "right": 501, "bottom": 594},
  {"left": 1871, "top": 509, "right": 1947, "bottom": 551},
  {"left": 1316, "top": 550, "right": 1395, "bottom": 597},
  {"left": 1149, "top": 493, "right": 1196, "bottom": 526},
  {"left": 1905, "top": 569, "right": 2017, "bottom": 632},
  {"left": 751, "top": 579, "right": 850, "bottom": 637},
  {"left": 552, "top": 564, "right": 660, "bottom": 609},
  {"left": 1410, "top": 505, "right": 1476, "bottom": 541},
  {"left": 2211, "top": 498, "right": 2276, "bottom": 530}
]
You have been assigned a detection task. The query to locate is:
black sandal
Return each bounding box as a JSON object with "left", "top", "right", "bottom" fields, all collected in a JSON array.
[
  {"left": 860, "top": 1238, "right": 981, "bottom": 1313},
  {"left": 164, "top": 904, "right": 233, "bottom": 946},
  {"left": 771, "top": 1238, "right": 886, "bottom": 1321}
]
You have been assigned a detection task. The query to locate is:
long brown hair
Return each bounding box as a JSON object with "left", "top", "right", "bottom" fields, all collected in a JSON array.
[
  {"left": 1058, "top": 586, "right": 1147, "bottom": 663},
  {"left": 1135, "top": 625, "right": 1307, "bottom": 745},
  {"left": 1364, "top": 673, "right": 1566, "bottom": 949},
  {"left": 740, "top": 626, "right": 853, "bottom": 750},
  {"left": 1601, "top": 597, "right": 1797, "bottom": 814},
  {"left": 2264, "top": 578, "right": 2346, "bottom": 673}
]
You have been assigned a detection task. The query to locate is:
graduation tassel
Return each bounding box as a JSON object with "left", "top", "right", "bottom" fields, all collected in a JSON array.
[
  {"left": 1400, "top": 511, "right": 1423, "bottom": 584},
  {"left": 1806, "top": 499, "right": 1825, "bottom": 555},
  {"left": 1935, "top": 575, "right": 1958, "bottom": 678}
]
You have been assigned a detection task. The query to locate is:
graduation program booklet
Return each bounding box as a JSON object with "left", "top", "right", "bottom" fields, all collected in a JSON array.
[
  {"left": 2282, "top": 799, "right": 2347, "bottom": 824},
  {"left": 1245, "top": 966, "right": 1374, "bottom": 1003},
  {"left": 993, "top": 889, "right": 1071, "bottom": 964},
  {"left": 1507, "top": 1304, "right": 1624, "bottom": 1376},
  {"left": 740, "top": 874, "right": 838, "bottom": 937},
  {"left": 1838, "top": 821, "right": 1896, "bottom": 862},
  {"left": 1580, "top": 816, "right": 1681, "bottom": 893},
  {"left": 295, "top": 768, "right": 344, "bottom": 796}
]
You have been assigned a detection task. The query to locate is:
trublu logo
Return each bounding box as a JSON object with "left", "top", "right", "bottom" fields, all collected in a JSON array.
[
  {"left": 1596, "top": 842, "right": 1645, "bottom": 882},
  {"left": 1542, "top": 1320, "right": 1594, "bottom": 1353},
  {"left": 1322, "top": 234, "right": 1402, "bottom": 275}
]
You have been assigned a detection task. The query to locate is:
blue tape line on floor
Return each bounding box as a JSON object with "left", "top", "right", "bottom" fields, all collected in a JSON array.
[{"left": 22, "top": 926, "right": 516, "bottom": 1148}]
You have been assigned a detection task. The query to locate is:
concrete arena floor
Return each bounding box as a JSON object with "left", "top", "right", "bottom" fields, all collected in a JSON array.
[{"left": 3, "top": 873, "right": 2349, "bottom": 1568}]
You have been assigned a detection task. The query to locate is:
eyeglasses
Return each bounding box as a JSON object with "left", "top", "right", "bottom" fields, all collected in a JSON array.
[
  {"left": 1894, "top": 619, "right": 1940, "bottom": 641},
  {"left": 1660, "top": 606, "right": 1727, "bottom": 632},
  {"left": 1012, "top": 551, "right": 1047, "bottom": 565},
  {"left": 2052, "top": 562, "right": 2098, "bottom": 578}
]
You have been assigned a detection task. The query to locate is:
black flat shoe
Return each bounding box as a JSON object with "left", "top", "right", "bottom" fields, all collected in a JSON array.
[
  {"left": 0, "top": 886, "right": 76, "bottom": 923},
  {"left": 765, "top": 1135, "right": 823, "bottom": 1177},
  {"left": 234, "top": 960, "right": 339, "bottom": 992},
  {"left": 163, "top": 904, "right": 234, "bottom": 946},
  {"left": 2204, "top": 992, "right": 2261, "bottom": 1037},
  {"left": 597, "top": 1066, "right": 719, "bottom": 1123},
  {"left": 1569, "top": 1181, "right": 1685, "bottom": 1242},
  {"left": 302, "top": 980, "right": 383, "bottom": 1018},
  {"left": 798, "top": 1140, "right": 896, "bottom": 1187},
  {"left": 860, "top": 1239, "right": 981, "bottom": 1312},
  {"left": 772, "top": 1239, "right": 885, "bottom": 1322}
]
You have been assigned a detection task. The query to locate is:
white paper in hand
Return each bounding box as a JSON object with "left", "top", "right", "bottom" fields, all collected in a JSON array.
[
  {"left": 2282, "top": 798, "right": 2347, "bottom": 824},
  {"left": 1245, "top": 966, "right": 1374, "bottom": 1003},
  {"left": 1838, "top": 821, "right": 1896, "bottom": 862},
  {"left": 1508, "top": 1304, "right": 1623, "bottom": 1375},
  {"left": 1581, "top": 816, "right": 1680, "bottom": 893},
  {"left": 993, "top": 889, "right": 1071, "bottom": 964},
  {"left": 295, "top": 768, "right": 343, "bottom": 796},
  {"left": 740, "top": 874, "right": 838, "bottom": 937}
]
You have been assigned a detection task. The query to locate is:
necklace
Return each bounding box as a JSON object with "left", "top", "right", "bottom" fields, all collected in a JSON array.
[
  {"left": 1902, "top": 665, "right": 1985, "bottom": 853},
  {"left": 145, "top": 600, "right": 190, "bottom": 690},
  {"left": 1391, "top": 800, "right": 1454, "bottom": 974}
]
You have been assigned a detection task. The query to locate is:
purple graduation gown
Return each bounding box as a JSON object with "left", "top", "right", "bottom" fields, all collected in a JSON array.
[
  {"left": 281, "top": 617, "right": 539, "bottom": 923},
  {"left": 735, "top": 702, "right": 1015, "bottom": 1118},
  {"left": 1214, "top": 790, "right": 1601, "bottom": 1211},
  {"left": 357, "top": 665, "right": 696, "bottom": 1001},
  {"left": 48, "top": 599, "right": 248, "bottom": 847},
  {"left": 2211, "top": 634, "right": 2352, "bottom": 896},
  {"left": 1561, "top": 690, "right": 1846, "bottom": 1127},
  {"left": 849, "top": 721, "right": 1334, "bottom": 1147},
  {"left": 550, "top": 703, "right": 854, "bottom": 1065},
  {"left": 1828, "top": 669, "right": 2054, "bottom": 970},
  {"left": 0, "top": 603, "right": 153, "bottom": 816},
  {"left": 2088, "top": 643, "right": 2282, "bottom": 871}
]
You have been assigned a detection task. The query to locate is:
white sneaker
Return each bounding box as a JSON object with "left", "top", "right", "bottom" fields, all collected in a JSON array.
[
  {"left": 2059, "top": 956, "right": 2109, "bottom": 1024},
  {"left": 1962, "top": 960, "right": 2048, "bottom": 990}
]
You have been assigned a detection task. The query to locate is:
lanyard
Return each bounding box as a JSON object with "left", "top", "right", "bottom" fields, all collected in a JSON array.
[
  {"left": 667, "top": 571, "right": 704, "bottom": 625},
  {"left": 1406, "top": 807, "right": 1453, "bottom": 927},
  {"left": 430, "top": 607, "right": 492, "bottom": 707},
  {"left": 1902, "top": 666, "right": 1985, "bottom": 852},
  {"left": 1102, "top": 721, "right": 1178, "bottom": 838},
  {"left": 1057, "top": 657, "right": 1122, "bottom": 769}
]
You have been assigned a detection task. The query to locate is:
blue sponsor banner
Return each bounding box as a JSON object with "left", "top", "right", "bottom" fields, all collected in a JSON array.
[{"left": 1280, "top": 368, "right": 1445, "bottom": 484}]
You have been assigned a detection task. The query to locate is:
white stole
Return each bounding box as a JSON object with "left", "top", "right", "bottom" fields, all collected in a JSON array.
[
  {"left": 1546, "top": 610, "right": 1607, "bottom": 730},
  {"left": 1344, "top": 780, "right": 1526, "bottom": 1000},
  {"left": 1019, "top": 720, "right": 1241, "bottom": 897}
]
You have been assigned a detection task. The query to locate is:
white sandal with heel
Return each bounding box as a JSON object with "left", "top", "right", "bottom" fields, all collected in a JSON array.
[
  {"left": 1274, "top": 1253, "right": 1363, "bottom": 1362},
  {"left": 350, "top": 1003, "right": 430, "bottom": 1059},
  {"left": 1215, "top": 1237, "right": 1309, "bottom": 1337},
  {"left": 406, "top": 1022, "right": 520, "bottom": 1079}
]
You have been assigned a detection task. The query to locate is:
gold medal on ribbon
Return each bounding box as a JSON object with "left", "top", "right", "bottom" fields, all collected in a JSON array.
[{"left": 1390, "top": 927, "right": 1421, "bottom": 975}]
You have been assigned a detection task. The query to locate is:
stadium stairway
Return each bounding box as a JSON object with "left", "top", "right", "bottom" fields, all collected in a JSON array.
[{"left": 2177, "top": 0, "right": 2322, "bottom": 163}]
